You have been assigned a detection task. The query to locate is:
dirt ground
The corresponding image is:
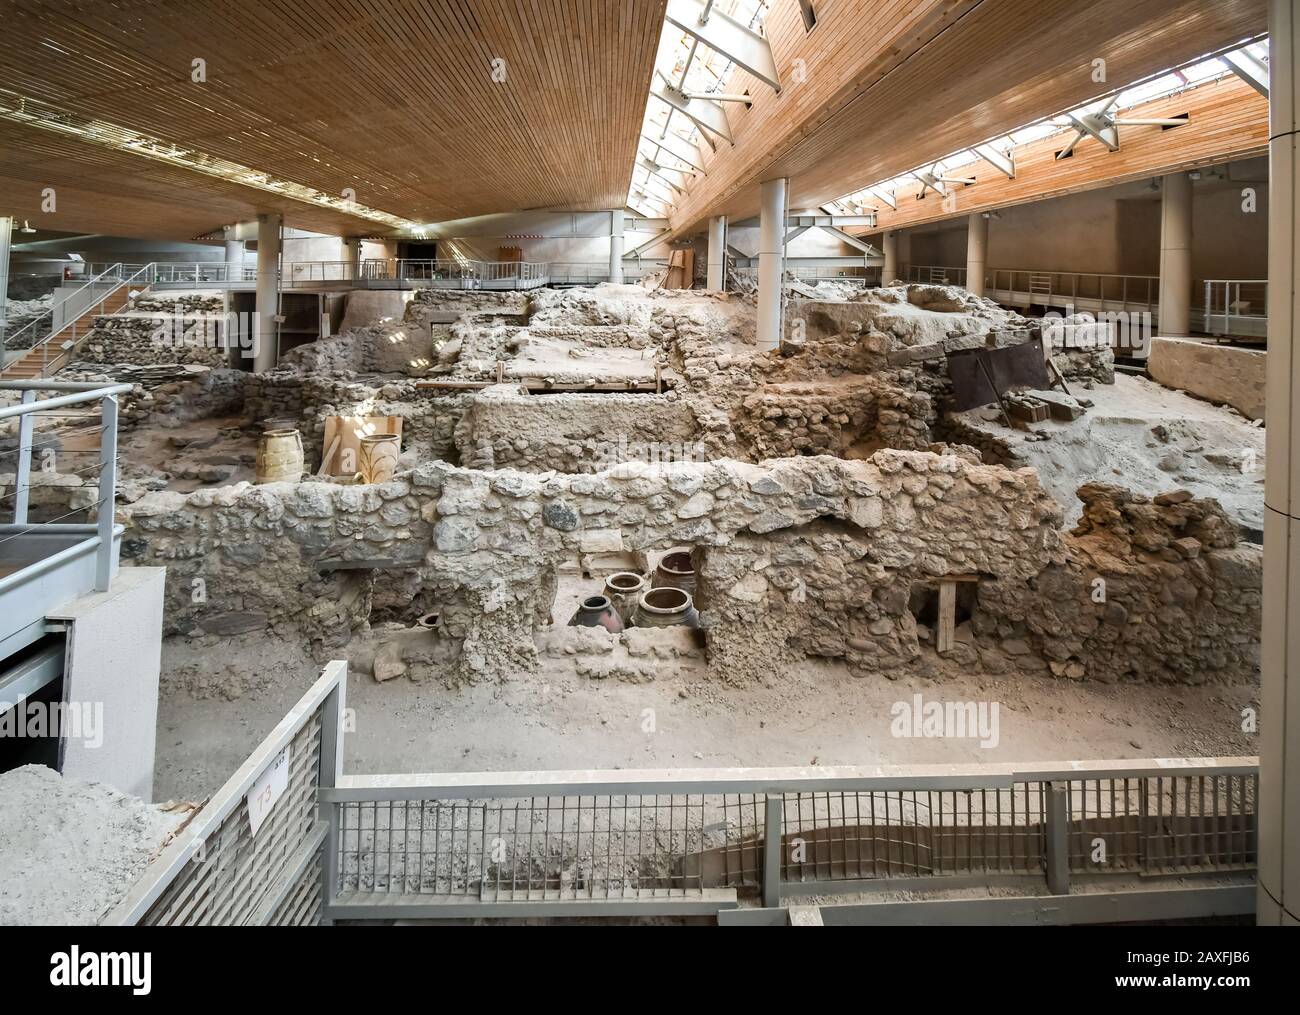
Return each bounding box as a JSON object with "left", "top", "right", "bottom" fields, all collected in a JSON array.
[
  {"left": 153, "top": 629, "right": 1259, "bottom": 802},
  {"left": 957, "top": 373, "right": 1266, "bottom": 529}
]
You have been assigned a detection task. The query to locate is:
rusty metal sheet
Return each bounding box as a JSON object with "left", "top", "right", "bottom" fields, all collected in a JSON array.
[{"left": 946, "top": 337, "right": 1051, "bottom": 411}]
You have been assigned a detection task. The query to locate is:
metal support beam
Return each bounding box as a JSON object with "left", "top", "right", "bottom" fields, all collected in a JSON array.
[
  {"left": 625, "top": 228, "right": 672, "bottom": 258},
  {"left": 644, "top": 131, "right": 707, "bottom": 173},
  {"left": 94, "top": 393, "right": 117, "bottom": 591},
  {"left": 763, "top": 795, "right": 783, "bottom": 907},
  {"left": 652, "top": 75, "right": 733, "bottom": 143},
  {"left": 664, "top": 0, "right": 781, "bottom": 92},
  {"left": 639, "top": 157, "right": 692, "bottom": 191},
  {"left": 1224, "top": 47, "right": 1270, "bottom": 98},
  {"left": 974, "top": 143, "right": 1016, "bottom": 179},
  {"left": 1045, "top": 781, "right": 1070, "bottom": 896},
  {"left": 820, "top": 225, "right": 876, "bottom": 256}
]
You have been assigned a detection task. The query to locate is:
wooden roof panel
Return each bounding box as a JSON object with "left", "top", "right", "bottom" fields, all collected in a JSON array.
[{"left": 0, "top": 0, "right": 666, "bottom": 234}]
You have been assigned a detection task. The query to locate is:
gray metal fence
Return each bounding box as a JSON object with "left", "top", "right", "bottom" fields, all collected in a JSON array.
[
  {"left": 321, "top": 758, "right": 1257, "bottom": 920},
  {"left": 105, "top": 661, "right": 345, "bottom": 926}
]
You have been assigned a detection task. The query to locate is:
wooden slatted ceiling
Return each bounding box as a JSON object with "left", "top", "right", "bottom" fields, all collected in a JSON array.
[
  {"left": 0, "top": 0, "right": 665, "bottom": 237},
  {"left": 861, "top": 77, "right": 1270, "bottom": 234},
  {"left": 666, "top": 0, "right": 1268, "bottom": 238}
]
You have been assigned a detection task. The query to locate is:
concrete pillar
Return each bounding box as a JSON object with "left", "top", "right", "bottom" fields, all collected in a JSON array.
[
  {"left": 898, "top": 231, "right": 912, "bottom": 282},
  {"left": 609, "top": 209, "right": 625, "bottom": 284},
  {"left": 223, "top": 224, "right": 243, "bottom": 276},
  {"left": 255, "top": 212, "right": 281, "bottom": 373},
  {"left": 966, "top": 213, "right": 988, "bottom": 297},
  {"left": 707, "top": 215, "right": 728, "bottom": 290},
  {"left": 882, "top": 231, "right": 898, "bottom": 284},
  {"left": 343, "top": 236, "right": 362, "bottom": 282},
  {"left": 1157, "top": 171, "right": 1193, "bottom": 336},
  {"left": 1259, "top": 0, "right": 1300, "bottom": 927},
  {"left": 757, "top": 177, "right": 787, "bottom": 350},
  {"left": 0, "top": 216, "right": 12, "bottom": 343}
]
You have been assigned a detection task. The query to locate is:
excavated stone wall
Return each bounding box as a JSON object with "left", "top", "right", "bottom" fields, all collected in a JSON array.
[
  {"left": 453, "top": 385, "right": 702, "bottom": 473},
  {"left": 115, "top": 450, "right": 1060, "bottom": 684},
  {"left": 78, "top": 293, "right": 227, "bottom": 368}
]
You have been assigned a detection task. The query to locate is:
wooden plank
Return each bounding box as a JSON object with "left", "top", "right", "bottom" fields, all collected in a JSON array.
[
  {"left": 936, "top": 580, "right": 957, "bottom": 655},
  {"left": 0, "top": 0, "right": 667, "bottom": 238},
  {"left": 664, "top": 0, "right": 1266, "bottom": 236}
]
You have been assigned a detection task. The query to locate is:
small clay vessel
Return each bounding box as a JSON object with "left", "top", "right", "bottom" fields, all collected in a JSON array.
[
  {"left": 633, "top": 587, "right": 699, "bottom": 629},
  {"left": 651, "top": 550, "right": 695, "bottom": 596},
  {"left": 603, "top": 572, "right": 647, "bottom": 624},
  {"left": 568, "top": 595, "right": 624, "bottom": 634}
]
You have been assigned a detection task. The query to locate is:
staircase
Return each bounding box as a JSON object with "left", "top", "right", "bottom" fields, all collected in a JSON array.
[{"left": 1, "top": 264, "right": 150, "bottom": 380}]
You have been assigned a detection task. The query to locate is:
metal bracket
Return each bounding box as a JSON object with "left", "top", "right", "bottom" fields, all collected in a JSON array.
[{"left": 664, "top": 0, "right": 781, "bottom": 92}]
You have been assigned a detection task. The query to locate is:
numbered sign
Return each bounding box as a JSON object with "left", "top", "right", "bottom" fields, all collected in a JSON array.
[{"left": 247, "top": 746, "right": 291, "bottom": 835}]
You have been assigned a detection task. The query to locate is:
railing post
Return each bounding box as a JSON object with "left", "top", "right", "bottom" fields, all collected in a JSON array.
[
  {"left": 1204, "top": 280, "right": 1211, "bottom": 333},
  {"left": 763, "top": 794, "right": 783, "bottom": 908},
  {"left": 1045, "top": 781, "right": 1070, "bottom": 895},
  {"left": 317, "top": 663, "right": 347, "bottom": 926},
  {"left": 94, "top": 393, "right": 118, "bottom": 591},
  {"left": 13, "top": 389, "right": 36, "bottom": 525}
]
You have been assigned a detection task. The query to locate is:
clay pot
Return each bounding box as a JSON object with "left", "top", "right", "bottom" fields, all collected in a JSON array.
[
  {"left": 603, "top": 572, "right": 647, "bottom": 623},
  {"left": 568, "top": 595, "right": 624, "bottom": 634},
  {"left": 358, "top": 433, "right": 401, "bottom": 484},
  {"left": 255, "top": 428, "right": 304, "bottom": 484},
  {"left": 633, "top": 587, "right": 699, "bottom": 629},
  {"left": 416, "top": 612, "right": 440, "bottom": 631},
  {"left": 651, "top": 550, "right": 696, "bottom": 596}
]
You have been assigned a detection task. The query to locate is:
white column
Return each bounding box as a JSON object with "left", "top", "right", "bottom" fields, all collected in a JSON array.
[
  {"left": 609, "top": 209, "right": 625, "bottom": 284},
  {"left": 707, "top": 215, "right": 728, "bottom": 290},
  {"left": 1259, "top": 0, "right": 1300, "bottom": 927},
  {"left": 1157, "top": 172, "right": 1193, "bottom": 336},
  {"left": 223, "top": 224, "right": 243, "bottom": 276},
  {"left": 0, "top": 216, "right": 12, "bottom": 342},
  {"left": 966, "top": 213, "right": 988, "bottom": 297},
  {"left": 882, "top": 231, "right": 898, "bottom": 284},
  {"left": 343, "top": 237, "right": 362, "bottom": 282},
  {"left": 757, "top": 177, "right": 787, "bottom": 350},
  {"left": 255, "top": 212, "right": 281, "bottom": 373}
]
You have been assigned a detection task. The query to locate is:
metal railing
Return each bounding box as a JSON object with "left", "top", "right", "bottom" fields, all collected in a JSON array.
[
  {"left": 906, "top": 264, "right": 969, "bottom": 286},
  {"left": 986, "top": 268, "right": 1159, "bottom": 316},
  {"left": 1203, "top": 279, "right": 1268, "bottom": 339},
  {"left": 105, "top": 661, "right": 345, "bottom": 925},
  {"left": 1, "top": 261, "right": 159, "bottom": 376},
  {"left": 322, "top": 756, "right": 1257, "bottom": 919},
  {"left": 85, "top": 261, "right": 255, "bottom": 285},
  {"left": 2, "top": 263, "right": 127, "bottom": 364},
  {"left": 0, "top": 381, "right": 129, "bottom": 651},
  {"left": 104, "top": 658, "right": 1258, "bottom": 924},
  {"left": 286, "top": 258, "right": 551, "bottom": 290}
]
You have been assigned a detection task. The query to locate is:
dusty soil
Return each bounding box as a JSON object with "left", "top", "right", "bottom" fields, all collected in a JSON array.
[
  {"left": 0, "top": 765, "right": 184, "bottom": 925},
  {"left": 154, "top": 630, "right": 1259, "bottom": 801},
  {"left": 957, "top": 373, "right": 1265, "bottom": 529}
]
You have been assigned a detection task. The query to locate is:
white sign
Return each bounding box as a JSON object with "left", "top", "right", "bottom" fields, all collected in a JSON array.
[{"left": 247, "top": 745, "right": 291, "bottom": 835}]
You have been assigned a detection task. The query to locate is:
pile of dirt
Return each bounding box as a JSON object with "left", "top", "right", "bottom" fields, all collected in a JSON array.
[{"left": 0, "top": 765, "right": 184, "bottom": 925}]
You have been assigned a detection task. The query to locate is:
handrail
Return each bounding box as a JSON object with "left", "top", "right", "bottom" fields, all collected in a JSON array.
[
  {"left": 0, "top": 379, "right": 131, "bottom": 592},
  {"left": 1203, "top": 278, "right": 1268, "bottom": 338},
  {"left": 33, "top": 262, "right": 157, "bottom": 377},
  {"left": 2, "top": 262, "right": 125, "bottom": 355}
]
